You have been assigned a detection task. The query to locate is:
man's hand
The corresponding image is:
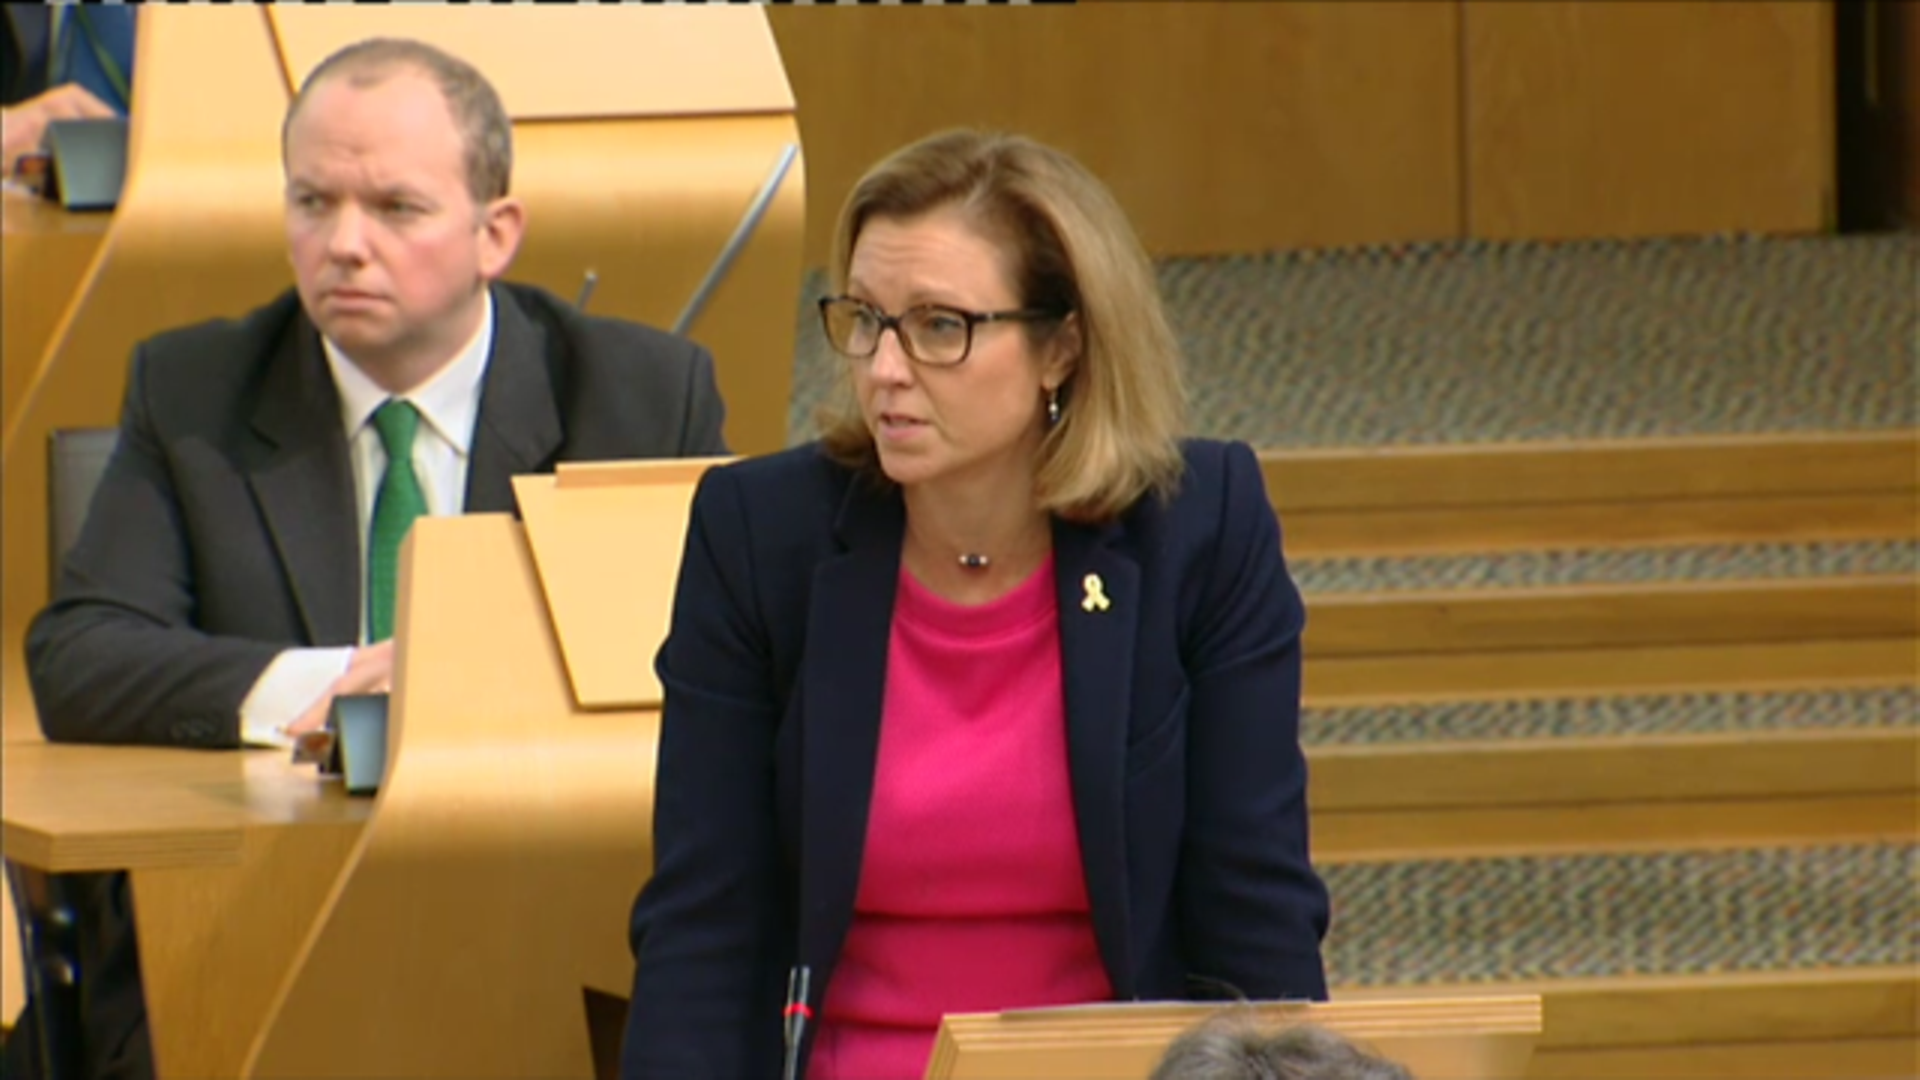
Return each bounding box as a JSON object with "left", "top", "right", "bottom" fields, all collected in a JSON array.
[
  {"left": 2, "top": 83, "right": 115, "bottom": 175},
  {"left": 286, "top": 640, "right": 395, "bottom": 738}
]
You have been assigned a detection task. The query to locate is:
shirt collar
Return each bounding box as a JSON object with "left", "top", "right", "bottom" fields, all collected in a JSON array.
[{"left": 322, "top": 289, "right": 495, "bottom": 455}]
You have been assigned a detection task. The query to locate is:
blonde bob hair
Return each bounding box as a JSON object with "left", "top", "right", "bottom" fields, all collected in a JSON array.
[{"left": 817, "top": 129, "right": 1188, "bottom": 524}]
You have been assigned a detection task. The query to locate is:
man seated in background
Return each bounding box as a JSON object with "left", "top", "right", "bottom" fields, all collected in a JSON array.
[
  {"left": 9, "top": 35, "right": 727, "bottom": 1079},
  {"left": 1, "top": 5, "right": 133, "bottom": 176}
]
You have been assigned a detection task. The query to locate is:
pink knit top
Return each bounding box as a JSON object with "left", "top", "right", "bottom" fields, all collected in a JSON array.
[{"left": 809, "top": 555, "right": 1113, "bottom": 1079}]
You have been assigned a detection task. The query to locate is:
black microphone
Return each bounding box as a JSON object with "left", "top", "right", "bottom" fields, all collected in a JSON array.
[{"left": 782, "top": 965, "right": 813, "bottom": 1080}]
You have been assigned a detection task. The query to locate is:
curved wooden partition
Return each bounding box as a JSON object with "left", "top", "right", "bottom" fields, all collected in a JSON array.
[{"left": 244, "top": 515, "right": 662, "bottom": 1078}]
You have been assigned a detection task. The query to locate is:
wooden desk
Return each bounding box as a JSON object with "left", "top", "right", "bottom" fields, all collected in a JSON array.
[
  {"left": 1, "top": 737, "right": 372, "bottom": 1078},
  {"left": 0, "top": 190, "right": 109, "bottom": 440}
]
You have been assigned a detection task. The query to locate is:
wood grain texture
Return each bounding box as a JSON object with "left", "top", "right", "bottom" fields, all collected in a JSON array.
[
  {"left": 246, "top": 516, "right": 659, "bottom": 1078},
  {"left": 1259, "top": 432, "right": 1919, "bottom": 515},
  {"left": 1304, "top": 638, "right": 1919, "bottom": 704},
  {"left": 1337, "top": 966, "right": 1917, "bottom": 1048},
  {"left": 1308, "top": 728, "right": 1920, "bottom": 812},
  {"left": 268, "top": 5, "right": 792, "bottom": 119},
  {"left": 0, "top": 193, "right": 108, "bottom": 439},
  {"left": 1282, "top": 493, "right": 1920, "bottom": 558},
  {"left": 1305, "top": 579, "right": 1920, "bottom": 657},
  {"left": 1312, "top": 792, "right": 1920, "bottom": 864},
  {"left": 1464, "top": 1, "right": 1834, "bottom": 240},
  {"left": 768, "top": 2, "right": 1462, "bottom": 262}
]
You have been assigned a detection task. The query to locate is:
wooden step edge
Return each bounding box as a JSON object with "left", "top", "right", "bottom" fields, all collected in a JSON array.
[
  {"left": 1310, "top": 792, "right": 1919, "bottom": 865},
  {"left": 1332, "top": 966, "right": 1918, "bottom": 1049},
  {"left": 1307, "top": 728, "right": 1920, "bottom": 812},
  {"left": 1260, "top": 430, "right": 1920, "bottom": 513},
  {"left": 1305, "top": 638, "right": 1920, "bottom": 704}
]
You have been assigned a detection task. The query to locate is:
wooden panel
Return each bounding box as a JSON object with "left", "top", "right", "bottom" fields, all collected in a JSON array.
[
  {"left": 1335, "top": 967, "right": 1918, "bottom": 1048},
  {"left": 247, "top": 517, "right": 659, "bottom": 1078},
  {"left": 515, "top": 458, "right": 730, "bottom": 709},
  {"left": 1305, "top": 638, "right": 1920, "bottom": 703},
  {"left": 0, "top": 194, "right": 108, "bottom": 438},
  {"left": 768, "top": 2, "right": 1461, "bottom": 262},
  {"left": 1530, "top": 1036, "right": 1918, "bottom": 1080},
  {"left": 1283, "top": 493, "right": 1920, "bottom": 558},
  {"left": 1306, "top": 579, "right": 1920, "bottom": 657},
  {"left": 1313, "top": 792, "right": 1920, "bottom": 864},
  {"left": 1888, "top": 0, "right": 1920, "bottom": 225},
  {"left": 269, "top": 5, "right": 793, "bottom": 118},
  {"left": 136, "top": 824, "right": 362, "bottom": 1080},
  {"left": 1465, "top": 1, "right": 1834, "bottom": 240},
  {"left": 1260, "top": 432, "right": 1920, "bottom": 515},
  {"left": 1309, "top": 728, "right": 1920, "bottom": 812}
]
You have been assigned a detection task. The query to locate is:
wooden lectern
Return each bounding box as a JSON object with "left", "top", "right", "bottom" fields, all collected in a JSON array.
[
  {"left": 927, "top": 995, "right": 1543, "bottom": 1080},
  {"left": 243, "top": 457, "right": 726, "bottom": 1078}
]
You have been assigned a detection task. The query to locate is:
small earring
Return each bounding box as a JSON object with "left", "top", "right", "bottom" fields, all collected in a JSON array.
[{"left": 1046, "top": 388, "right": 1062, "bottom": 426}]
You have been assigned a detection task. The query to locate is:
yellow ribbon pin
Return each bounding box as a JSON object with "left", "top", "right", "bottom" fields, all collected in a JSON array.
[{"left": 1081, "top": 573, "right": 1111, "bottom": 613}]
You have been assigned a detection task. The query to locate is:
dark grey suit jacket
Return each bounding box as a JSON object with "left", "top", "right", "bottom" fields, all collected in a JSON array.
[{"left": 26, "top": 281, "right": 729, "bottom": 748}]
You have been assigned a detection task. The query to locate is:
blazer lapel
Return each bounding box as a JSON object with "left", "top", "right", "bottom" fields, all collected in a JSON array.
[
  {"left": 245, "top": 322, "right": 360, "bottom": 647},
  {"left": 466, "top": 286, "right": 563, "bottom": 514},
  {"left": 1053, "top": 516, "right": 1141, "bottom": 996},
  {"left": 795, "top": 475, "right": 904, "bottom": 985}
]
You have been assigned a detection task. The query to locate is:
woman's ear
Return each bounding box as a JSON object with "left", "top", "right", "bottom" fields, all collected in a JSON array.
[{"left": 1042, "top": 311, "right": 1082, "bottom": 390}]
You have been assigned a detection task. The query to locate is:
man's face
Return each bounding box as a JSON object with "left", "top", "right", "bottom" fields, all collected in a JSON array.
[{"left": 283, "top": 69, "right": 517, "bottom": 372}]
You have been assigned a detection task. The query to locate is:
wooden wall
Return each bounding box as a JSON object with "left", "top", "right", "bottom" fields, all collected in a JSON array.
[{"left": 770, "top": 1, "right": 1838, "bottom": 264}]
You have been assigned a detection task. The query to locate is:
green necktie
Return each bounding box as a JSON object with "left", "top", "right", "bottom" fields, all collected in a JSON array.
[{"left": 367, "top": 399, "right": 427, "bottom": 643}]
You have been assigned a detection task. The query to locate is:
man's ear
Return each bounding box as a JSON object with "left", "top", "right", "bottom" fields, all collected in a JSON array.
[{"left": 477, "top": 196, "right": 527, "bottom": 281}]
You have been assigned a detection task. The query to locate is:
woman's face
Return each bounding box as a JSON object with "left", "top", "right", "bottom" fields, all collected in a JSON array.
[{"left": 844, "top": 207, "right": 1077, "bottom": 495}]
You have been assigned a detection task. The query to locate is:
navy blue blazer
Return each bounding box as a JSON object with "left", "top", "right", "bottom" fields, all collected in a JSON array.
[{"left": 622, "top": 438, "right": 1330, "bottom": 1079}]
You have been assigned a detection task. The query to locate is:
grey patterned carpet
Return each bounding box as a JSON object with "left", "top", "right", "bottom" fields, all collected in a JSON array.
[
  {"left": 1302, "top": 687, "right": 1919, "bottom": 747},
  {"left": 789, "top": 232, "right": 1920, "bottom": 449},
  {"left": 1289, "top": 539, "right": 1919, "bottom": 594},
  {"left": 1322, "top": 842, "right": 1918, "bottom": 986}
]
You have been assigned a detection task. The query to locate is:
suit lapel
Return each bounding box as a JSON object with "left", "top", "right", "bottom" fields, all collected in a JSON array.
[
  {"left": 465, "top": 286, "right": 563, "bottom": 514},
  {"left": 1053, "top": 516, "right": 1140, "bottom": 996},
  {"left": 245, "top": 322, "right": 360, "bottom": 647},
  {"left": 796, "top": 475, "right": 904, "bottom": 983}
]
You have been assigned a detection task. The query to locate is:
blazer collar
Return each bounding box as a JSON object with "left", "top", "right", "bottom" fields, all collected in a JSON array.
[
  {"left": 465, "top": 282, "right": 564, "bottom": 514},
  {"left": 245, "top": 316, "right": 360, "bottom": 646},
  {"left": 795, "top": 473, "right": 1143, "bottom": 998}
]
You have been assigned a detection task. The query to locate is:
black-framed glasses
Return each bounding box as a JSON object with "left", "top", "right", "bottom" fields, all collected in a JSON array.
[{"left": 818, "top": 295, "right": 1066, "bottom": 368}]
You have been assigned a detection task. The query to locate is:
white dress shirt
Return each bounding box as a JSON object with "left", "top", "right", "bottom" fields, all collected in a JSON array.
[{"left": 238, "top": 293, "right": 495, "bottom": 747}]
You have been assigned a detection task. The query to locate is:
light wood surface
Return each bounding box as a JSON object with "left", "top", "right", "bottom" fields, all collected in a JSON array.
[
  {"left": 1532, "top": 1037, "right": 1917, "bottom": 1080},
  {"left": 515, "top": 458, "right": 730, "bottom": 710},
  {"left": 1305, "top": 578, "right": 1920, "bottom": 657},
  {"left": 269, "top": 5, "right": 793, "bottom": 119},
  {"left": 927, "top": 995, "right": 1541, "bottom": 1080},
  {"left": 1337, "top": 966, "right": 1916, "bottom": 1056},
  {"left": 1463, "top": 0, "right": 1834, "bottom": 240},
  {"left": 246, "top": 515, "right": 659, "bottom": 1078},
  {"left": 1283, "top": 492, "right": 1920, "bottom": 558},
  {"left": 768, "top": 2, "right": 1463, "bottom": 262},
  {"left": 1305, "top": 638, "right": 1919, "bottom": 704},
  {"left": 1260, "top": 431, "right": 1919, "bottom": 516},
  {"left": 0, "top": 734, "right": 370, "bottom": 1075},
  {"left": 1312, "top": 792, "right": 1920, "bottom": 863},
  {"left": 0, "top": 191, "right": 109, "bottom": 438},
  {"left": 1309, "top": 728, "right": 1920, "bottom": 813}
]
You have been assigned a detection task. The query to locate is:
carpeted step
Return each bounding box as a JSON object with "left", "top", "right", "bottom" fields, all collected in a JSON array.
[
  {"left": 1297, "top": 684, "right": 1912, "bottom": 826},
  {"left": 1321, "top": 842, "right": 1919, "bottom": 1078},
  {"left": 1322, "top": 842, "right": 1916, "bottom": 987}
]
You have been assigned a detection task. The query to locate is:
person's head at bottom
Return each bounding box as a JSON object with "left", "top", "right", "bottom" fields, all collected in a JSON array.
[
  {"left": 1151, "top": 1015, "right": 1416, "bottom": 1080},
  {"left": 816, "top": 128, "right": 1188, "bottom": 585}
]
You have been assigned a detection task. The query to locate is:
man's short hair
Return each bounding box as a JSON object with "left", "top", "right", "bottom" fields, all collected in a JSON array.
[
  {"left": 282, "top": 37, "right": 513, "bottom": 203},
  {"left": 1151, "top": 1016, "right": 1416, "bottom": 1080}
]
